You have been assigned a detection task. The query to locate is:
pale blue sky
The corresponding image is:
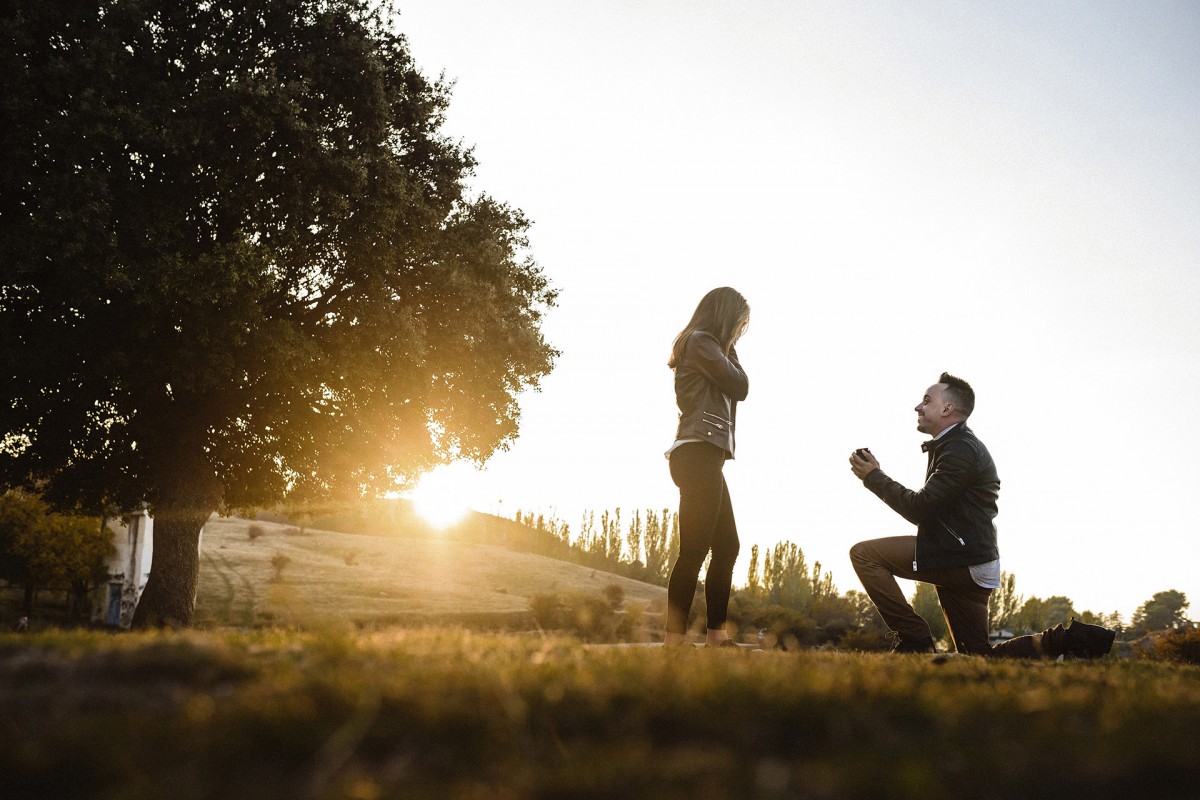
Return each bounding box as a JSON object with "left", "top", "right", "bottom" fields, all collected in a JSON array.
[{"left": 394, "top": 1, "right": 1200, "bottom": 623}]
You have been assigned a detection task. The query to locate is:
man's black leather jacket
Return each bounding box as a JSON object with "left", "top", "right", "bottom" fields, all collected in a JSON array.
[
  {"left": 863, "top": 423, "right": 1000, "bottom": 570},
  {"left": 673, "top": 331, "right": 749, "bottom": 458}
]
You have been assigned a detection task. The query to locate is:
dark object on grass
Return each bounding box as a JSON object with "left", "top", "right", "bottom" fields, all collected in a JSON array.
[
  {"left": 1061, "top": 618, "right": 1117, "bottom": 659},
  {"left": 1039, "top": 618, "right": 1117, "bottom": 659}
]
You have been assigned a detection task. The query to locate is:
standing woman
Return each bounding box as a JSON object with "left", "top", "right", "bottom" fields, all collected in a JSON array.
[{"left": 664, "top": 287, "right": 750, "bottom": 647}]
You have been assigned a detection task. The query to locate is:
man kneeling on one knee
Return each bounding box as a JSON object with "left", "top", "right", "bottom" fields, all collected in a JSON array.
[{"left": 848, "top": 372, "right": 1115, "bottom": 659}]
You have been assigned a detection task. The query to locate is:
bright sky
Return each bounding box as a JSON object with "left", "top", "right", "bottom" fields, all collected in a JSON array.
[{"left": 393, "top": 1, "right": 1200, "bottom": 624}]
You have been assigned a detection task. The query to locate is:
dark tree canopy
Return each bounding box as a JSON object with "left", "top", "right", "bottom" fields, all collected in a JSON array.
[
  {"left": 1131, "top": 590, "right": 1190, "bottom": 635},
  {"left": 0, "top": 0, "right": 557, "bottom": 625}
]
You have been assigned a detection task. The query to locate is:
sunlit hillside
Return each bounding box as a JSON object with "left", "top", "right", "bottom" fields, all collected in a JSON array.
[{"left": 193, "top": 509, "right": 667, "bottom": 630}]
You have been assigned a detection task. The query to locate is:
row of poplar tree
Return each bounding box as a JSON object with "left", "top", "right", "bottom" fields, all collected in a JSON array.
[
  {"left": 512, "top": 506, "right": 1190, "bottom": 641},
  {"left": 514, "top": 507, "right": 840, "bottom": 607}
]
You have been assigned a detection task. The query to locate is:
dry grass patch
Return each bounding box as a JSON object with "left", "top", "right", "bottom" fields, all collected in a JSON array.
[
  {"left": 193, "top": 516, "right": 666, "bottom": 630},
  {"left": 3, "top": 628, "right": 1199, "bottom": 800}
]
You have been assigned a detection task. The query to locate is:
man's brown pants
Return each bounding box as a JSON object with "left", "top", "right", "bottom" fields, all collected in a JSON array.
[{"left": 850, "top": 535, "right": 1041, "bottom": 657}]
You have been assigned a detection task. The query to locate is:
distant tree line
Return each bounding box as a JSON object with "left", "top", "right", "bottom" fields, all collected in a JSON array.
[
  {"left": 513, "top": 507, "right": 679, "bottom": 586},
  {"left": 980, "top": 571, "right": 1189, "bottom": 640},
  {"left": 733, "top": 541, "right": 887, "bottom": 648},
  {"left": 513, "top": 510, "right": 887, "bottom": 648},
  {"left": 511, "top": 508, "right": 1194, "bottom": 648}
]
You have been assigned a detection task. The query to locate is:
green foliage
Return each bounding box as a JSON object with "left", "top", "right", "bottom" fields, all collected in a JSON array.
[
  {"left": 836, "top": 626, "right": 891, "bottom": 652},
  {"left": 269, "top": 551, "right": 291, "bottom": 582},
  {"left": 624, "top": 511, "right": 643, "bottom": 570},
  {"left": 910, "top": 582, "right": 949, "bottom": 644},
  {"left": 0, "top": 491, "right": 111, "bottom": 599},
  {"left": 529, "top": 592, "right": 566, "bottom": 630},
  {"left": 1078, "top": 608, "right": 1124, "bottom": 632},
  {"left": 987, "top": 570, "right": 1022, "bottom": 632},
  {"left": 986, "top": 574, "right": 1118, "bottom": 638},
  {"left": 510, "top": 517, "right": 1137, "bottom": 653},
  {"left": 746, "top": 543, "right": 761, "bottom": 592},
  {"left": 727, "top": 586, "right": 888, "bottom": 651},
  {"left": 1014, "top": 594, "right": 1078, "bottom": 633},
  {"left": 564, "top": 593, "right": 622, "bottom": 642},
  {"left": 602, "top": 509, "right": 622, "bottom": 562},
  {"left": 0, "top": 491, "right": 41, "bottom": 584},
  {"left": 514, "top": 507, "right": 678, "bottom": 587},
  {"left": 729, "top": 599, "right": 818, "bottom": 649},
  {"left": 1144, "top": 626, "right": 1200, "bottom": 665},
  {"left": 761, "top": 541, "right": 811, "bottom": 608},
  {"left": 3, "top": 629, "right": 1200, "bottom": 800},
  {"left": 1, "top": 0, "right": 556, "bottom": 625},
  {"left": 1131, "top": 590, "right": 1190, "bottom": 635},
  {"left": 527, "top": 590, "right": 637, "bottom": 642},
  {"left": 642, "top": 508, "right": 672, "bottom": 581}
]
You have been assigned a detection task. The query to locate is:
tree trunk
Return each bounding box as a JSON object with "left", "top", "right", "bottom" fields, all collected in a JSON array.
[
  {"left": 131, "top": 501, "right": 214, "bottom": 628},
  {"left": 130, "top": 422, "right": 223, "bottom": 629}
]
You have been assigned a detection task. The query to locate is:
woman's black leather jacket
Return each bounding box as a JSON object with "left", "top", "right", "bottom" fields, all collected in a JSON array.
[{"left": 673, "top": 331, "right": 749, "bottom": 458}]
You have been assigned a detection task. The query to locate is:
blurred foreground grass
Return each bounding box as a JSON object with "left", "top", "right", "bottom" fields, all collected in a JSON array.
[{"left": 2, "top": 628, "right": 1199, "bottom": 800}]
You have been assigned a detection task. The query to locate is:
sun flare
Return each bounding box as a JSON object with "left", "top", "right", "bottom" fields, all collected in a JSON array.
[{"left": 407, "top": 464, "right": 474, "bottom": 528}]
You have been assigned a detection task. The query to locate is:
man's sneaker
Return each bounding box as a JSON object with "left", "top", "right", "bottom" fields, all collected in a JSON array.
[
  {"left": 886, "top": 631, "right": 936, "bottom": 654},
  {"left": 1062, "top": 618, "right": 1116, "bottom": 659}
]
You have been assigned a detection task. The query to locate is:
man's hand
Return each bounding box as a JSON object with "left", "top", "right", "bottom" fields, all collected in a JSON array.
[{"left": 849, "top": 447, "right": 879, "bottom": 480}]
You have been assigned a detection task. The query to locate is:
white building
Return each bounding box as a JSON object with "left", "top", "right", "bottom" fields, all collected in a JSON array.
[{"left": 91, "top": 507, "right": 153, "bottom": 628}]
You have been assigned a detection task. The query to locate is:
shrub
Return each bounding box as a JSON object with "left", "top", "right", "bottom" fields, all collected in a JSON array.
[
  {"left": 838, "top": 627, "right": 890, "bottom": 652},
  {"left": 617, "top": 602, "right": 649, "bottom": 642},
  {"left": 727, "top": 595, "right": 818, "bottom": 649},
  {"left": 247, "top": 525, "right": 266, "bottom": 544},
  {"left": 270, "top": 551, "right": 291, "bottom": 582},
  {"left": 810, "top": 594, "right": 867, "bottom": 643},
  {"left": 1148, "top": 626, "right": 1200, "bottom": 665},
  {"left": 602, "top": 582, "right": 625, "bottom": 610},
  {"left": 530, "top": 593, "right": 565, "bottom": 631},
  {"left": 763, "top": 606, "right": 818, "bottom": 647},
  {"left": 528, "top": 590, "right": 634, "bottom": 642},
  {"left": 564, "top": 592, "right": 619, "bottom": 642}
]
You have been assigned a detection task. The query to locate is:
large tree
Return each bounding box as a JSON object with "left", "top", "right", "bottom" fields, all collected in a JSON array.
[
  {"left": 0, "top": 0, "right": 557, "bottom": 626},
  {"left": 1014, "top": 594, "right": 1077, "bottom": 634},
  {"left": 1130, "top": 590, "right": 1190, "bottom": 635},
  {"left": 986, "top": 570, "right": 1022, "bottom": 633}
]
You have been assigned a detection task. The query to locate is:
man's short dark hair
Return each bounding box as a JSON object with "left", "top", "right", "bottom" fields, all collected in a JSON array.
[{"left": 939, "top": 372, "right": 975, "bottom": 417}]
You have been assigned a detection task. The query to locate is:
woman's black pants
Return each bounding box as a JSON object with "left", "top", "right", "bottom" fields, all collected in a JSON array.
[{"left": 666, "top": 442, "right": 740, "bottom": 634}]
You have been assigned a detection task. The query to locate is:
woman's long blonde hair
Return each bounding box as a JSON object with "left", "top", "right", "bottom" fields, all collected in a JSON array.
[{"left": 668, "top": 287, "right": 750, "bottom": 368}]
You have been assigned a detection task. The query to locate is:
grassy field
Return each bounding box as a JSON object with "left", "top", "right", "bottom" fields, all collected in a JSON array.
[
  {"left": 3, "top": 627, "right": 1199, "bottom": 800},
  {"left": 193, "top": 515, "right": 667, "bottom": 631},
  {"left": 6, "top": 514, "right": 1198, "bottom": 798}
]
